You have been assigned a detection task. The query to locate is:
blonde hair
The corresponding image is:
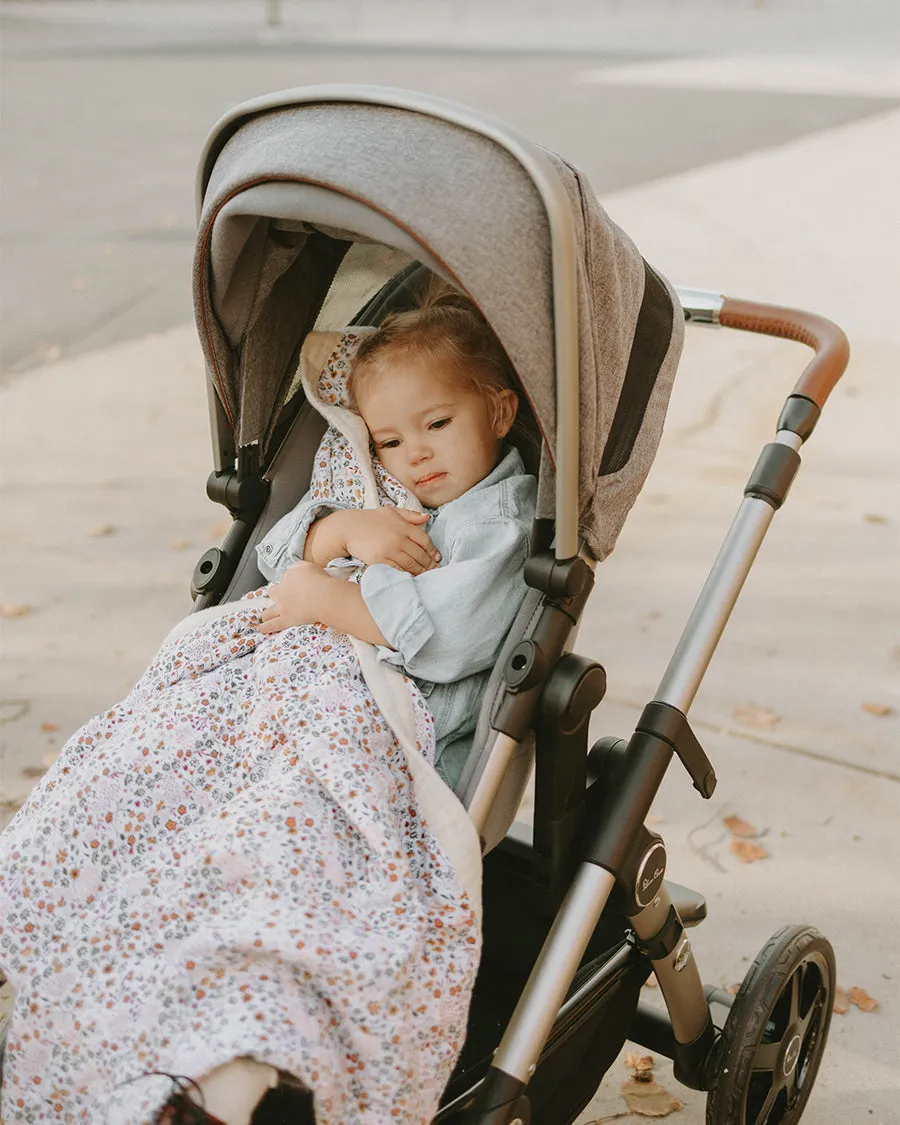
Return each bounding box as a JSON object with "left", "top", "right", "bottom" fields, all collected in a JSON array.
[{"left": 348, "top": 284, "right": 519, "bottom": 431}]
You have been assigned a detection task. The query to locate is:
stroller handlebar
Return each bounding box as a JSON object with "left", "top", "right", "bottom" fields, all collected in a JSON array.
[
  {"left": 677, "top": 287, "right": 850, "bottom": 416},
  {"left": 719, "top": 297, "right": 851, "bottom": 412}
]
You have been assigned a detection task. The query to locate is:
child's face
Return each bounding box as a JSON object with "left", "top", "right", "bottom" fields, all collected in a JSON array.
[{"left": 355, "top": 353, "right": 516, "bottom": 508}]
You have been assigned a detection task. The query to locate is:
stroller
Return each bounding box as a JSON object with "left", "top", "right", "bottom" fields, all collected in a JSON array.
[{"left": 184, "top": 86, "right": 848, "bottom": 1125}]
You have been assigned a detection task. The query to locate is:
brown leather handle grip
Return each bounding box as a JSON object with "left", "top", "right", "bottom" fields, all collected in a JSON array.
[{"left": 720, "top": 297, "right": 850, "bottom": 410}]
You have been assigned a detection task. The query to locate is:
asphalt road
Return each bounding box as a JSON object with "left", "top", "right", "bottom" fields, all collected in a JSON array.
[{"left": 1, "top": 8, "right": 897, "bottom": 380}]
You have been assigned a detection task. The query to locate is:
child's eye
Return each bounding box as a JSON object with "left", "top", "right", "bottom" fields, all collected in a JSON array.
[
  {"left": 429, "top": 418, "right": 451, "bottom": 431},
  {"left": 378, "top": 439, "right": 400, "bottom": 450}
]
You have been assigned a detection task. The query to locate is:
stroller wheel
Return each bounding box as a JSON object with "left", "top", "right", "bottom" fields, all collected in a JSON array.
[{"left": 706, "top": 924, "right": 835, "bottom": 1125}]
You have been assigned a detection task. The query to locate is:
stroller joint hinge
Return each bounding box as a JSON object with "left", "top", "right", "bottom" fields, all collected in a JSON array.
[
  {"left": 633, "top": 904, "right": 683, "bottom": 961},
  {"left": 206, "top": 466, "right": 270, "bottom": 521},
  {"left": 493, "top": 564, "right": 596, "bottom": 742},
  {"left": 636, "top": 702, "right": 716, "bottom": 799},
  {"left": 672, "top": 1013, "right": 718, "bottom": 1091},
  {"left": 531, "top": 654, "right": 608, "bottom": 906},
  {"left": 523, "top": 552, "right": 592, "bottom": 601},
  {"left": 462, "top": 1067, "right": 531, "bottom": 1124}
]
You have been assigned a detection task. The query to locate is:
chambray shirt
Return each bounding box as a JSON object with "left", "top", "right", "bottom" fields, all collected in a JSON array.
[{"left": 256, "top": 448, "right": 537, "bottom": 788}]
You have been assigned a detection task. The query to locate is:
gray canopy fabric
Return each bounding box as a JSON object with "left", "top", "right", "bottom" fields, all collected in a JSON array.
[{"left": 194, "top": 93, "right": 683, "bottom": 560}]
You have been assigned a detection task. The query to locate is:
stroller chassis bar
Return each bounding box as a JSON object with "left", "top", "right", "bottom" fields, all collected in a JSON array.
[{"left": 464, "top": 294, "right": 849, "bottom": 1122}]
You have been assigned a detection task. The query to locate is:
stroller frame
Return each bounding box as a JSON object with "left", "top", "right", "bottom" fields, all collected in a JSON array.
[
  {"left": 428, "top": 287, "right": 848, "bottom": 1125},
  {"left": 188, "top": 89, "right": 848, "bottom": 1125}
]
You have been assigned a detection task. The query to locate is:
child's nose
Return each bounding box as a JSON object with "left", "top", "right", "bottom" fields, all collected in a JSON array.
[{"left": 409, "top": 441, "right": 432, "bottom": 465}]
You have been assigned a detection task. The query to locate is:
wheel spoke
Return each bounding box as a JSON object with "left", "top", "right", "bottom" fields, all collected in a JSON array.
[
  {"left": 751, "top": 1083, "right": 780, "bottom": 1125},
  {"left": 751, "top": 1040, "right": 782, "bottom": 1074},
  {"left": 799, "top": 988, "right": 823, "bottom": 1037},
  {"left": 784, "top": 1061, "right": 800, "bottom": 1107},
  {"left": 787, "top": 965, "right": 801, "bottom": 1026}
]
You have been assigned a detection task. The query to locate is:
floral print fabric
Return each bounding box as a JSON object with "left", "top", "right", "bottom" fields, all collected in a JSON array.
[
  {"left": 0, "top": 330, "right": 481, "bottom": 1124},
  {"left": 0, "top": 601, "right": 479, "bottom": 1124}
]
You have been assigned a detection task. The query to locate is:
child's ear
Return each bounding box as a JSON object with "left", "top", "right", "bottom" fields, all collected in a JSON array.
[{"left": 492, "top": 389, "right": 519, "bottom": 439}]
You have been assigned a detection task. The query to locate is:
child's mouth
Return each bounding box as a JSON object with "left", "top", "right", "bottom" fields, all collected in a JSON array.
[{"left": 416, "top": 472, "right": 447, "bottom": 488}]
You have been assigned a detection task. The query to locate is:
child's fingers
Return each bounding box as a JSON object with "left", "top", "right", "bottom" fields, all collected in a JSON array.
[
  {"left": 257, "top": 609, "right": 283, "bottom": 633},
  {"left": 397, "top": 508, "right": 429, "bottom": 524},
  {"left": 386, "top": 549, "right": 426, "bottom": 575},
  {"left": 400, "top": 540, "right": 437, "bottom": 572},
  {"left": 408, "top": 527, "right": 441, "bottom": 563}
]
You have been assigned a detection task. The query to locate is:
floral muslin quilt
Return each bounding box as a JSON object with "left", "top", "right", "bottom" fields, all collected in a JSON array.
[{"left": 0, "top": 332, "right": 482, "bottom": 1125}]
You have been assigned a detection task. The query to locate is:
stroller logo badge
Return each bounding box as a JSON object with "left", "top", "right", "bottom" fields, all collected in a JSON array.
[
  {"left": 783, "top": 1034, "right": 802, "bottom": 1077},
  {"left": 642, "top": 867, "right": 664, "bottom": 892},
  {"left": 634, "top": 841, "right": 667, "bottom": 908}
]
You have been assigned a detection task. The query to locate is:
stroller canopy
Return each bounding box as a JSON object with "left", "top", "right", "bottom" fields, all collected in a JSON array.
[{"left": 194, "top": 86, "right": 682, "bottom": 560}]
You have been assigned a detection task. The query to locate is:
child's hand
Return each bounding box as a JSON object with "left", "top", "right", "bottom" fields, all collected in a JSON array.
[
  {"left": 317, "top": 508, "right": 441, "bottom": 575},
  {"left": 258, "top": 561, "right": 330, "bottom": 634}
]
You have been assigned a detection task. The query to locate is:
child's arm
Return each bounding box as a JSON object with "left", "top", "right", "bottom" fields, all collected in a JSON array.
[
  {"left": 257, "top": 561, "right": 392, "bottom": 647},
  {"left": 304, "top": 508, "right": 441, "bottom": 574},
  {"left": 359, "top": 515, "right": 531, "bottom": 683}
]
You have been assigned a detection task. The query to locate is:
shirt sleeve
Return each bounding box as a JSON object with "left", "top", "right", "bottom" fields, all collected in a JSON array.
[
  {"left": 359, "top": 516, "right": 530, "bottom": 683},
  {"left": 255, "top": 491, "right": 353, "bottom": 582}
]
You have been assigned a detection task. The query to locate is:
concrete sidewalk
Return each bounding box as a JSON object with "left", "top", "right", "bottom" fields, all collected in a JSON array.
[
  {"left": 4, "top": 0, "right": 899, "bottom": 56},
  {"left": 568, "top": 104, "right": 900, "bottom": 1123},
  {"left": 1, "top": 59, "right": 898, "bottom": 1125}
]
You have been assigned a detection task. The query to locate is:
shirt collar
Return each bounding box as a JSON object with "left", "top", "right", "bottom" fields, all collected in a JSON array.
[{"left": 426, "top": 446, "right": 527, "bottom": 516}]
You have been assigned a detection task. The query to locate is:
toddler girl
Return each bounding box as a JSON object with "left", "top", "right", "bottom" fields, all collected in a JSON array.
[
  {"left": 256, "top": 292, "right": 537, "bottom": 787},
  {"left": 0, "top": 291, "right": 534, "bottom": 1125}
]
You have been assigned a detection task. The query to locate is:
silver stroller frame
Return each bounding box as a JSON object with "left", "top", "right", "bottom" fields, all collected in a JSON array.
[{"left": 456, "top": 286, "right": 848, "bottom": 1123}]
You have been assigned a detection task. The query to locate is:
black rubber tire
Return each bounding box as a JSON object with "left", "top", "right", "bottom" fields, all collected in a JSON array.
[{"left": 706, "top": 924, "right": 836, "bottom": 1125}]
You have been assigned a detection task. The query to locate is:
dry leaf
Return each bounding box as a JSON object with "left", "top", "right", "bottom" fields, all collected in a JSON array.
[
  {"left": 723, "top": 814, "right": 758, "bottom": 838},
  {"left": 833, "top": 986, "right": 850, "bottom": 1014},
  {"left": 0, "top": 603, "right": 32, "bottom": 618},
  {"left": 40, "top": 721, "right": 60, "bottom": 732},
  {"left": 847, "top": 986, "right": 879, "bottom": 1012},
  {"left": 863, "top": 513, "right": 887, "bottom": 524},
  {"left": 21, "top": 766, "right": 47, "bottom": 780},
  {"left": 861, "top": 701, "right": 895, "bottom": 717},
  {"left": 621, "top": 1077, "right": 682, "bottom": 1117},
  {"left": 730, "top": 838, "right": 768, "bottom": 864},
  {"left": 732, "top": 702, "right": 780, "bottom": 730},
  {"left": 624, "top": 1053, "right": 655, "bottom": 1081},
  {"left": 168, "top": 539, "right": 191, "bottom": 551},
  {"left": 87, "top": 523, "right": 116, "bottom": 538}
]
